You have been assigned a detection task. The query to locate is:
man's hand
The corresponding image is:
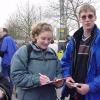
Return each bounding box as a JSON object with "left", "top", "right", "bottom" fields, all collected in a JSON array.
[
  {"left": 66, "top": 77, "right": 75, "bottom": 88},
  {"left": 53, "top": 79, "right": 64, "bottom": 88},
  {"left": 76, "top": 84, "right": 90, "bottom": 95}
]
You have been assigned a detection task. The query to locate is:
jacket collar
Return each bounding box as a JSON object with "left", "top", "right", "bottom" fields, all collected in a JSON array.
[
  {"left": 73, "top": 24, "right": 98, "bottom": 45},
  {"left": 73, "top": 24, "right": 97, "bottom": 42},
  {"left": 30, "top": 42, "right": 55, "bottom": 54}
]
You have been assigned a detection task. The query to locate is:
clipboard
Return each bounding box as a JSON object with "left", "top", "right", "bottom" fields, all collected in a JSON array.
[{"left": 46, "top": 77, "right": 66, "bottom": 84}]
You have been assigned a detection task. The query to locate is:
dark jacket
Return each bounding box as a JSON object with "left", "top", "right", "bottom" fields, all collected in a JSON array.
[{"left": 0, "top": 73, "right": 11, "bottom": 100}]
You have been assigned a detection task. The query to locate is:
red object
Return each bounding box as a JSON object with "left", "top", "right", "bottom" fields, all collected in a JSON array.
[{"left": 74, "top": 96, "right": 78, "bottom": 100}]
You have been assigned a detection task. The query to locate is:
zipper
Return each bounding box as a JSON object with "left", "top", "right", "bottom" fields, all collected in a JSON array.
[
  {"left": 71, "top": 37, "right": 77, "bottom": 77},
  {"left": 86, "top": 32, "right": 97, "bottom": 82},
  {"left": 41, "top": 50, "right": 45, "bottom": 61}
]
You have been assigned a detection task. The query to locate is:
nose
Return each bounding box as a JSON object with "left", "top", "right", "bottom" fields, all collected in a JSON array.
[
  {"left": 45, "top": 39, "right": 50, "bottom": 44},
  {"left": 85, "top": 17, "right": 90, "bottom": 21}
]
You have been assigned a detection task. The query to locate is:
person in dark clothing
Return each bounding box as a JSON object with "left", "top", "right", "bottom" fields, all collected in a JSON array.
[
  {"left": 0, "top": 73, "right": 11, "bottom": 100},
  {"left": 61, "top": 3, "right": 100, "bottom": 100}
]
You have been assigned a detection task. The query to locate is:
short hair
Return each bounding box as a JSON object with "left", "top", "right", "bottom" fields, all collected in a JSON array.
[
  {"left": 50, "top": 39, "right": 54, "bottom": 44},
  {"left": 78, "top": 3, "right": 96, "bottom": 17},
  {"left": 3, "top": 28, "right": 8, "bottom": 33},
  {"left": 31, "top": 23, "right": 53, "bottom": 42}
]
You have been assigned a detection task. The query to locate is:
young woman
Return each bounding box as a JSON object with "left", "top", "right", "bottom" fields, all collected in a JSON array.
[{"left": 11, "top": 23, "right": 63, "bottom": 100}]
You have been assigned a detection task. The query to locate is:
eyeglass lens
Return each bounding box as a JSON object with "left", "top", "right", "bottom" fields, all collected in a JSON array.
[{"left": 81, "top": 14, "right": 93, "bottom": 20}]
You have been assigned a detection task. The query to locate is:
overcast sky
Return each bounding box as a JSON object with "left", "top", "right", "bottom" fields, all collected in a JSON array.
[
  {"left": 0, "top": 0, "right": 49, "bottom": 27},
  {"left": 0, "top": 0, "right": 100, "bottom": 28}
]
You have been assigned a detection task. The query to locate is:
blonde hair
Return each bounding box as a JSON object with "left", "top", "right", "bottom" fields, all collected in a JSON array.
[
  {"left": 79, "top": 3, "right": 96, "bottom": 17},
  {"left": 31, "top": 23, "right": 53, "bottom": 42}
]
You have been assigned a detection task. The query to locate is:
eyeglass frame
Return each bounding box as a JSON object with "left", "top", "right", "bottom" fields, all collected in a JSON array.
[{"left": 80, "top": 14, "right": 94, "bottom": 20}]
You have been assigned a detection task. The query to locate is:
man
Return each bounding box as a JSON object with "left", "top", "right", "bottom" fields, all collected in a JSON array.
[
  {"left": 0, "top": 28, "right": 17, "bottom": 98},
  {"left": 0, "top": 28, "right": 16, "bottom": 77},
  {"left": 61, "top": 3, "right": 100, "bottom": 100}
]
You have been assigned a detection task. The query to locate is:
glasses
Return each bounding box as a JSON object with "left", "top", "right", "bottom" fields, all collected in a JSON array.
[{"left": 81, "top": 14, "right": 94, "bottom": 20}]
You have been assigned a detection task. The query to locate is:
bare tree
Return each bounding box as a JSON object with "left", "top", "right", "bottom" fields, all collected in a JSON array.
[
  {"left": 16, "top": 1, "right": 37, "bottom": 37},
  {"left": 43, "top": 0, "right": 99, "bottom": 38},
  {"left": 6, "top": 0, "right": 39, "bottom": 42},
  {"left": 6, "top": 15, "right": 21, "bottom": 39},
  {"left": 6, "top": 0, "right": 100, "bottom": 40}
]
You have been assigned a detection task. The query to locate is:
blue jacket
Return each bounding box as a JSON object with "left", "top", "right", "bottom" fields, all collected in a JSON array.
[
  {"left": 61, "top": 25, "right": 100, "bottom": 100},
  {"left": 0, "top": 34, "right": 17, "bottom": 66}
]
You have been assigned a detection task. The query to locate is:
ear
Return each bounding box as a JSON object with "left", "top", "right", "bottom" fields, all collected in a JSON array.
[
  {"left": 94, "top": 16, "right": 97, "bottom": 21},
  {"left": 79, "top": 17, "right": 82, "bottom": 23},
  {"left": 32, "top": 34, "right": 38, "bottom": 42},
  {"left": 34, "top": 34, "right": 39, "bottom": 42},
  {"left": 35, "top": 34, "right": 38, "bottom": 39}
]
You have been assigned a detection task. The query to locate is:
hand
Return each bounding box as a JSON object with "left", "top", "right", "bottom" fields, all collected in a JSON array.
[
  {"left": 76, "top": 84, "right": 90, "bottom": 95},
  {"left": 0, "top": 89, "right": 4, "bottom": 98},
  {"left": 53, "top": 79, "right": 64, "bottom": 88},
  {"left": 66, "top": 77, "right": 75, "bottom": 88},
  {"left": 39, "top": 73, "right": 50, "bottom": 85}
]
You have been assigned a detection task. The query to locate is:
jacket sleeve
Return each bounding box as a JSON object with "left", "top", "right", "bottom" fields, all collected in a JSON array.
[
  {"left": 88, "top": 76, "right": 100, "bottom": 93},
  {"left": 88, "top": 44, "right": 100, "bottom": 93},
  {"left": 11, "top": 46, "right": 40, "bottom": 89},
  {"left": 60, "top": 41, "right": 73, "bottom": 78},
  {"left": 0, "top": 38, "right": 7, "bottom": 53},
  {"left": 0, "top": 38, "right": 7, "bottom": 57}
]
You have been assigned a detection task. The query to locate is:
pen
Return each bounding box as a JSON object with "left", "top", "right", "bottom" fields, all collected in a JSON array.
[
  {"left": 39, "top": 73, "right": 42, "bottom": 76},
  {"left": 39, "top": 73, "right": 51, "bottom": 84}
]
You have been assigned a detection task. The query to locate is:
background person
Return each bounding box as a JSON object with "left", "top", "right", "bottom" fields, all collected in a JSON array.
[
  {"left": 0, "top": 28, "right": 17, "bottom": 98},
  {"left": 0, "top": 73, "right": 11, "bottom": 100},
  {"left": 0, "top": 28, "right": 17, "bottom": 78}
]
